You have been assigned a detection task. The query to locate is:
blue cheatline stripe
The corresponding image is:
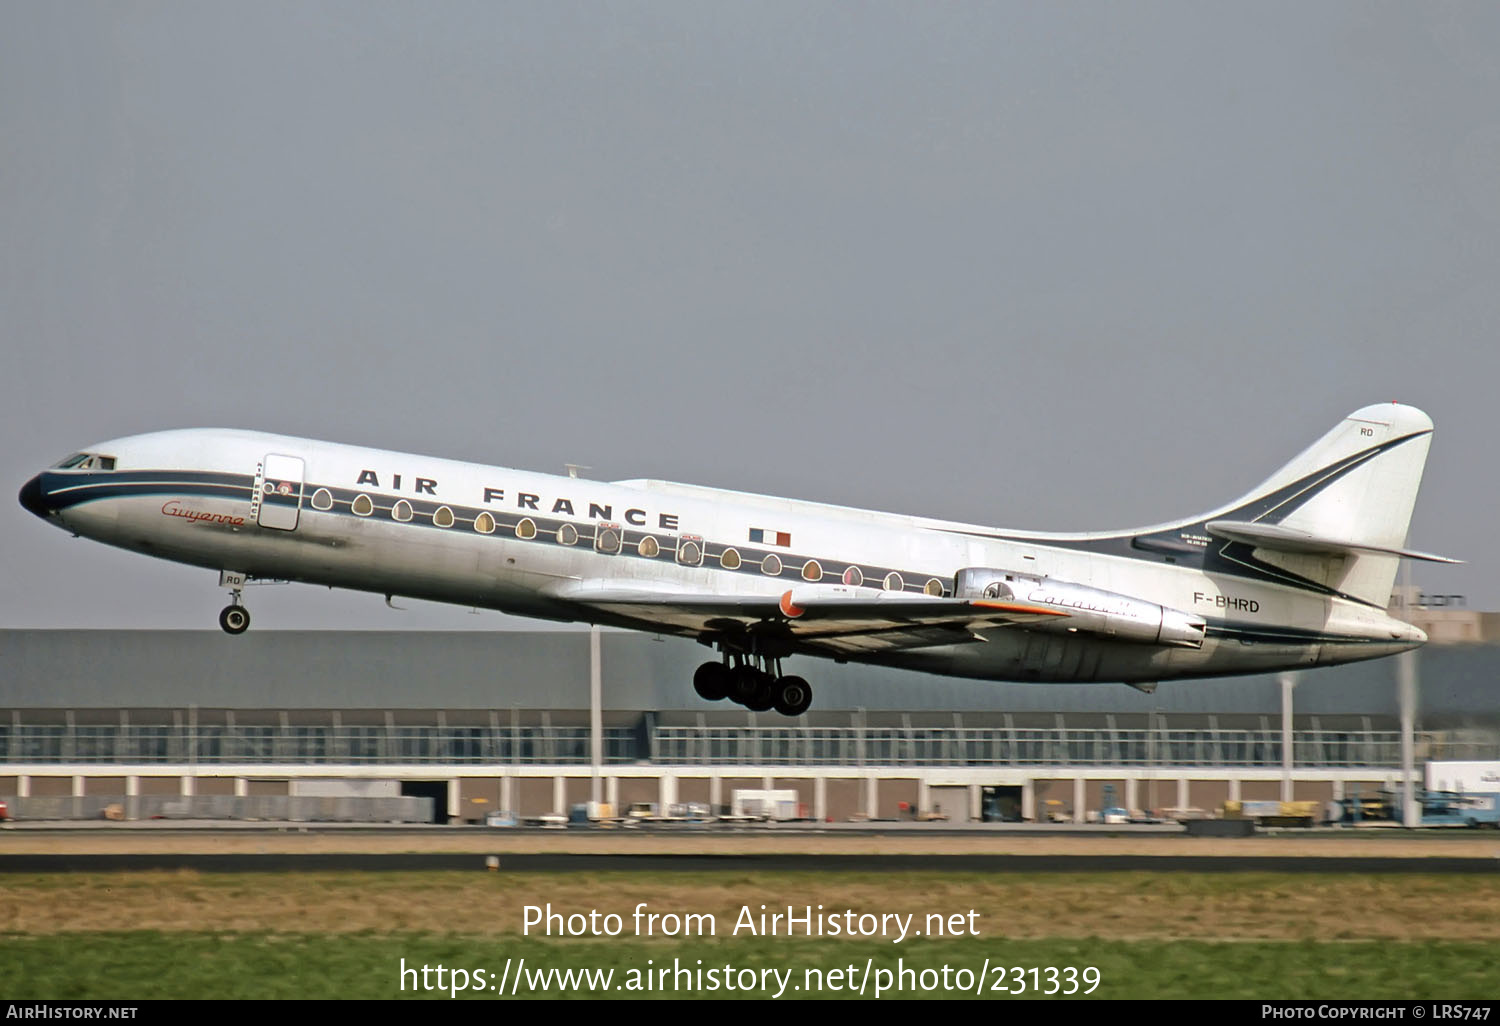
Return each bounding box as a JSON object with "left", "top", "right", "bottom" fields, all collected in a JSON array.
[{"left": 46, "top": 481, "right": 254, "bottom": 510}]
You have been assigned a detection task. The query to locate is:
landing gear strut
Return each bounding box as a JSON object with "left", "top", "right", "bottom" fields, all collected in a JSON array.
[
  {"left": 218, "top": 589, "right": 250, "bottom": 635},
  {"left": 693, "top": 648, "right": 813, "bottom": 717}
]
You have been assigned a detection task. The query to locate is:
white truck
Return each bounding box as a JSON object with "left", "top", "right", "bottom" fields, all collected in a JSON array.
[
  {"left": 729, "top": 789, "right": 802, "bottom": 821},
  {"left": 1425, "top": 761, "right": 1500, "bottom": 793}
]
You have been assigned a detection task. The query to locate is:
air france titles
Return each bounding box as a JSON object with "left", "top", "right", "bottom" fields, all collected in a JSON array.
[{"left": 353, "top": 470, "right": 680, "bottom": 530}]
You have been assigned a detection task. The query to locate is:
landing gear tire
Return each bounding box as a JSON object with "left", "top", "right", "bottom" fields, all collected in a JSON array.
[
  {"left": 729, "top": 664, "right": 764, "bottom": 705},
  {"left": 744, "top": 676, "right": 777, "bottom": 713},
  {"left": 693, "top": 661, "right": 731, "bottom": 701},
  {"left": 218, "top": 605, "right": 250, "bottom": 635},
  {"left": 773, "top": 675, "right": 813, "bottom": 717}
]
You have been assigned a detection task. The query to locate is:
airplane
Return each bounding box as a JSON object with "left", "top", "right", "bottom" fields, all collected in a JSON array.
[{"left": 18, "top": 402, "right": 1457, "bottom": 717}]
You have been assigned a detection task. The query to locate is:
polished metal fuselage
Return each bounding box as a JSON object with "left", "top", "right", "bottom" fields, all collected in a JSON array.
[{"left": 23, "top": 428, "right": 1425, "bottom": 684}]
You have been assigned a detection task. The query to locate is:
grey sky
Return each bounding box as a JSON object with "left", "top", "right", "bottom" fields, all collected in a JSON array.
[{"left": 2, "top": 2, "right": 1496, "bottom": 630}]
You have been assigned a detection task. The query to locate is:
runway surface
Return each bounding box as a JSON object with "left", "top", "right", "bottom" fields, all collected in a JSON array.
[{"left": 3, "top": 852, "right": 1499, "bottom": 873}]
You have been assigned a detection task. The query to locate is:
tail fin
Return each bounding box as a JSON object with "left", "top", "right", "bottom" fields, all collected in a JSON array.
[{"left": 1199, "top": 403, "right": 1450, "bottom": 606}]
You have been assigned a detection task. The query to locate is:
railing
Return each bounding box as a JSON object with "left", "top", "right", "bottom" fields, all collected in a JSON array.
[
  {"left": 2, "top": 724, "right": 1496, "bottom": 768},
  {"left": 651, "top": 727, "right": 1455, "bottom": 768},
  {"left": 0, "top": 725, "right": 641, "bottom": 765}
]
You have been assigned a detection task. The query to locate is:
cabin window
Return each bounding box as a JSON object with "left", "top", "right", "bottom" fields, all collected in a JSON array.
[
  {"left": 392, "top": 499, "right": 413, "bottom": 523},
  {"left": 842, "top": 566, "right": 863, "bottom": 587},
  {"left": 352, "top": 494, "right": 374, "bottom": 517},
  {"left": 676, "top": 538, "right": 703, "bottom": 566},
  {"left": 802, "top": 560, "right": 822, "bottom": 583},
  {"left": 595, "top": 524, "right": 622, "bottom": 554},
  {"left": 883, "top": 571, "right": 903, "bottom": 592},
  {"left": 557, "top": 523, "right": 579, "bottom": 546},
  {"left": 761, "top": 553, "right": 782, "bottom": 576},
  {"left": 433, "top": 506, "right": 455, "bottom": 528},
  {"left": 474, "top": 512, "right": 496, "bottom": 534},
  {"left": 719, "top": 547, "right": 741, "bottom": 570},
  {"left": 638, "top": 536, "right": 660, "bottom": 558},
  {"left": 516, "top": 517, "right": 537, "bottom": 540},
  {"left": 925, "top": 578, "right": 945, "bottom": 597},
  {"left": 311, "top": 489, "right": 333, "bottom": 511}
]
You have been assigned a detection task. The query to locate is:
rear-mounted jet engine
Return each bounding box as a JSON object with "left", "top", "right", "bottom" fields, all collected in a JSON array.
[{"left": 955, "top": 567, "right": 1206, "bottom": 648}]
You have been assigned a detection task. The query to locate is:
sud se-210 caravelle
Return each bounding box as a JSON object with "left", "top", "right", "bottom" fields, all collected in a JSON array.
[{"left": 19, "top": 402, "right": 1456, "bottom": 717}]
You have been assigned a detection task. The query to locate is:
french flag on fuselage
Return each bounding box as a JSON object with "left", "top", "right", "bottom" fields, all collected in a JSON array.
[{"left": 748, "top": 527, "right": 791, "bottom": 547}]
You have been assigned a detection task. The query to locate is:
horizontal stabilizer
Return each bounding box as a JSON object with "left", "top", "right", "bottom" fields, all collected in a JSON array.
[{"left": 1205, "top": 519, "right": 1461, "bottom": 564}]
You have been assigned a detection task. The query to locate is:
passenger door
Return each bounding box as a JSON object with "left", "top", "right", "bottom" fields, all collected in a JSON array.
[{"left": 255, "top": 453, "right": 305, "bottom": 531}]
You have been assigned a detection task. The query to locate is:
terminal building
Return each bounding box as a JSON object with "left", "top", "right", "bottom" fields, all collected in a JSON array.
[{"left": 3, "top": 595, "right": 1498, "bottom": 825}]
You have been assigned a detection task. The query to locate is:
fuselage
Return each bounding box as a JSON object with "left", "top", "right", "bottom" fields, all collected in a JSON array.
[{"left": 20, "top": 427, "right": 1425, "bottom": 686}]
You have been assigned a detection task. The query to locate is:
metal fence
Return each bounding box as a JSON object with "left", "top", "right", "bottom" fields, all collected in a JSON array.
[
  {"left": 650, "top": 727, "right": 1488, "bottom": 767},
  {"left": 0, "top": 725, "right": 640, "bottom": 765},
  {"left": 3, "top": 723, "right": 1496, "bottom": 768}
]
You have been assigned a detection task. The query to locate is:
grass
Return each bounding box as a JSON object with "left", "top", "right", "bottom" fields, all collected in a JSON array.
[
  {"left": 6, "top": 869, "right": 1500, "bottom": 941},
  {"left": 4, "top": 932, "right": 1498, "bottom": 999},
  {"left": 4, "top": 870, "right": 1499, "bottom": 999}
]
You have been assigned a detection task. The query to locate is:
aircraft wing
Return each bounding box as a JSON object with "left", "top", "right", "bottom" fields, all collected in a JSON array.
[{"left": 543, "top": 582, "right": 1069, "bottom": 653}]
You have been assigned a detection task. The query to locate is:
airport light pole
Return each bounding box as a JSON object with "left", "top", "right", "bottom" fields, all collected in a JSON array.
[
  {"left": 188, "top": 702, "right": 198, "bottom": 805},
  {"left": 1397, "top": 555, "right": 1419, "bottom": 829},
  {"left": 590, "top": 626, "right": 602, "bottom": 806},
  {"left": 1279, "top": 673, "right": 1296, "bottom": 803},
  {"left": 1398, "top": 647, "right": 1418, "bottom": 828}
]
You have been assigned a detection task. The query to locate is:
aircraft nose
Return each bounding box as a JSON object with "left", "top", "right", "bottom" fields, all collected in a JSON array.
[{"left": 18, "top": 474, "right": 53, "bottom": 519}]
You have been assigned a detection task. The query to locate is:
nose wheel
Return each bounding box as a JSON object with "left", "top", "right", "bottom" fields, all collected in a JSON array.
[{"left": 218, "top": 589, "right": 250, "bottom": 635}]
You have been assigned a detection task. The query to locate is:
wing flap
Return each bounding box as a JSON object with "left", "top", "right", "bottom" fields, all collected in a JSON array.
[
  {"left": 807, "top": 623, "right": 988, "bottom": 654},
  {"left": 543, "top": 581, "right": 1069, "bottom": 651}
]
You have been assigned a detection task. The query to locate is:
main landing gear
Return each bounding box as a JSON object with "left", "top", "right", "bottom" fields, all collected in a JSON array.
[
  {"left": 218, "top": 588, "right": 250, "bottom": 635},
  {"left": 694, "top": 655, "right": 813, "bottom": 717}
]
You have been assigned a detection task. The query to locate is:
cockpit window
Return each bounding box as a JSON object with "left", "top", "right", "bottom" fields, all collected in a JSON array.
[{"left": 52, "top": 453, "right": 116, "bottom": 470}]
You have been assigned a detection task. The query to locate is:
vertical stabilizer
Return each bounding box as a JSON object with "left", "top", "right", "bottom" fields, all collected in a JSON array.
[{"left": 1213, "top": 403, "right": 1438, "bottom": 606}]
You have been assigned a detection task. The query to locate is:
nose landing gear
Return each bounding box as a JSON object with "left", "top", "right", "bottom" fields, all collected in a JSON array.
[{"left": 218, "top": 587, "right": 250, "bottom": 635}]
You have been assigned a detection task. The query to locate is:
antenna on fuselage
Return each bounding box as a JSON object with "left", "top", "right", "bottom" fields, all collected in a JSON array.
[{"left": 564, "top": 464, "right": 591, "bottom": 479}]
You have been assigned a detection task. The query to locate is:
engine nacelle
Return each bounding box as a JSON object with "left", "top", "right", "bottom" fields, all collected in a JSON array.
[{"left": 954, "top": 567, "right": 1206, "bottom": 649}]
